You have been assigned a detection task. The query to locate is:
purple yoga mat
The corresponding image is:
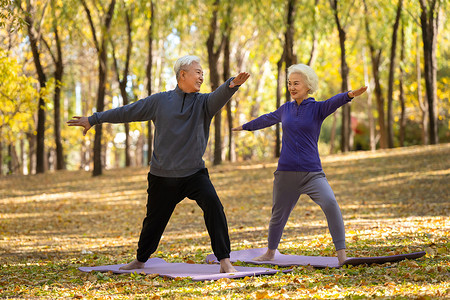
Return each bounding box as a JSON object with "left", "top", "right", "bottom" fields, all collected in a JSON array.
[
  {"left": 205, "top": 248, "right": 426, "bottom": 268},
  {"left": 79, "top": 257, "right": 286, "bottom": 281}
]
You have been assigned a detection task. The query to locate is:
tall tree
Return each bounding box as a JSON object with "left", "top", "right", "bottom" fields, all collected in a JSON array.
[
  {"left": 330, "top": 0, "right": 351, "bottom": 152},
  {"left": 363, "top": 0, "right": 387, "bottom": 149},
  {"left": 146, "top": 0, "right": 155, "bottom": 167},
  {"left": 81, "top": 0, "right": 116, "bottom": 176},
  {"left": 206, "top": 0, "right": 225, "bottom": 165},
  {"left": 111, "top": 1, "right": 134, "bottom": 167},
  {"left": 398, "top": 19, "right": 406, "bottom": 147},
  {"left": 307, "top": 0, "right": 320, "bottom": 67},
  {"left": 41, "top": 0, "right": 66, "bottom": 170},
  {"left": 18, "top": 0, "right": 48, "bottom": 173},
  {"left": 276, "top": 0, "right": 297, "bottom": 157},
  {"left": 387, "top": 0, "right": 403, "bottom": 148},
  {"left": 0, "top": 52, "right": 37, "bottom": 175},
  {"left": 362, "top": 47, "right": 376, "bottom": 151},
  {"left": 275, "top": 51, "right": 285, "bottom": 158},
  {"left": 419, "top": 0, "right": 440, "bottom": 144},
  {"left": 222, "top": 2, "right": 235, "bottom": 162},
  {"left": 283, "top": 0, "right": 297, "bottom": 104},
  {"left": 416, "top": 32, "right": 428, "bottom": 145}
]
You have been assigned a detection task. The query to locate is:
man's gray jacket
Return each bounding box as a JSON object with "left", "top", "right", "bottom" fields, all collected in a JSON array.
[{"left": 88, "top": 78, "right": 239, "bottom": 177}]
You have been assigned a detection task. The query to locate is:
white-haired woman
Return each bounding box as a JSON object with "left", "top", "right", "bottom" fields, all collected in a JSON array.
[{"left": 233, "top": 64, "right": 366, "bottom": 264}]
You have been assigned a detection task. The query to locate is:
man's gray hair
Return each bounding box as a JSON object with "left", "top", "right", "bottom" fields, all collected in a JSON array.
[
  {"left": 174, "top": 55, "right": 201, "bottom": 80},
  {"left": 287, "top": 64, "right": 319, "bottom": 94}
]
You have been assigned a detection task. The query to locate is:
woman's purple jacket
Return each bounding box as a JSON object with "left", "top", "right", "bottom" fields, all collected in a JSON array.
[{"left": 242, "top": 92, "right": 353, "bottom": 172}]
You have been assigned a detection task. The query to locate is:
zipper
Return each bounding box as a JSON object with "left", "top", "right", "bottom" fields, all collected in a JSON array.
[{"left": 180, "top": 93, "right": 187, "bottom": 113}]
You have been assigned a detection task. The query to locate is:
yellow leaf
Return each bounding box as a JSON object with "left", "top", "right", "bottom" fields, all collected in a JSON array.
[
  {"left": 256, "top": 290, "right": 269, "bottom": 299},
  {"left": 217, "top": 277, "right": 231, "bottom": 284},
  {"left": 437, "top": 247, "right": 447, "bottom": 254}
]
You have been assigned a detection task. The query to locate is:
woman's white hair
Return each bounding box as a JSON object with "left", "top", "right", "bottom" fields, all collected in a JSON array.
[
  {"left": 174, "top": 55, "right": 201, "bottom": 80},
  {"left": 287, "top": 64, "right": 319, "bottom": 94}
]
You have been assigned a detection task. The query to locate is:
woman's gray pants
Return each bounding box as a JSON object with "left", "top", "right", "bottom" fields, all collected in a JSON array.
[{"left": 267, "top": 171, "right": 346, "bottom": 251}]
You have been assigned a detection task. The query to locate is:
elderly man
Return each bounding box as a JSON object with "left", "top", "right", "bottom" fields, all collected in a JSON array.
[{"left": 68, "top": 55, "right": 250, "bottom": 273}]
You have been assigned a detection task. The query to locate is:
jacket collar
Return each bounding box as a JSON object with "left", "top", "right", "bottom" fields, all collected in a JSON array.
[
  {"left": 175, "top": 85, "right": 198, "bottom": 97},
  {"left": 293, "top": 97, "right": 314, "bottom": 106},
  {"left": 175, "top": 85, "right": 185, "bottom": 97}
]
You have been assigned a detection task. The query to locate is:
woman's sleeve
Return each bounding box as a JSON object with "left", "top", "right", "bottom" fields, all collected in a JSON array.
[
  {"left": 318, "top": 92, "right": 352, "bottom": 120},
  {"left": 242, "top": 105, "right": 284, "bottom": 131}
]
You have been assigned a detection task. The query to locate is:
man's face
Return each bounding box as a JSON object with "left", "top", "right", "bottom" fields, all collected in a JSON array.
[{"left": 180, "top": 61, "right": 204, "bottom": 93}]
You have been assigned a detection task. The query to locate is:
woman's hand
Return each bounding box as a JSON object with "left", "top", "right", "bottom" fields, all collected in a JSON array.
[
  {"left": 348, "top": 86, "right": 368, "bottom": 98},
  {"left": 229, "top": 72, "right": 250, "bottom": 88},
  {"left": 232, "top": 125, "right": 243, "bottom": 131},
  {"left": 67, "top": 116, "right": 92, "bottom": 136}
]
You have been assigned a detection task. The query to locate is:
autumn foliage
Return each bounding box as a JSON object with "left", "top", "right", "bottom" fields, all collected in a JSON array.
[{"left": 0, "top": 144, "right": 449, "bottom": 298}]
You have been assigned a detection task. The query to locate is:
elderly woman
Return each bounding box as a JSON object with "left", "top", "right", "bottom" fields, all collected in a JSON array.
[{"left": 233, "top": 64, "right": 367, "bottom": 264}]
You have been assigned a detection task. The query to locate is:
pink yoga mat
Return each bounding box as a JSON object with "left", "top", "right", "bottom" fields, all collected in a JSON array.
[
  {"left": 79, "top": 257, "right": 288, "bottom": 281},
  {"left": 205, "top": 248, "right": 426, "bottom": 268}
]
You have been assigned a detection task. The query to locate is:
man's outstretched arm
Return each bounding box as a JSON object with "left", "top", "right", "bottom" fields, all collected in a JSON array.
[
  {"left": 67, "top": 116, "right": 91, "bottom": 136},
  {"left": 67, "top": 95, "right": 159, "bottom": 135},
  {"left": 206, "top": 72, "right": 250, "bottom": 117}
]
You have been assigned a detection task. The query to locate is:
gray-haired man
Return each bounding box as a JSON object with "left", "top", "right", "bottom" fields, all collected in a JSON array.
[{"left": 68, "top": 55, "right": 250, "bottom": 272}]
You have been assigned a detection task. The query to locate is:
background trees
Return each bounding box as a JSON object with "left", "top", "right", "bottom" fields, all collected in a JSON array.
[{"left": 1, "top": 0, "right": 448, "bottom": 175}]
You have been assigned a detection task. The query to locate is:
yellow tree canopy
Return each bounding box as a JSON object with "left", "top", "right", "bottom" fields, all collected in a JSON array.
[{"left": 0, "top": 50, "right": 38, "bottom": 142}]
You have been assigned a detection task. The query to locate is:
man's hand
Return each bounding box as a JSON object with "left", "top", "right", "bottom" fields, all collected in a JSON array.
[
  {"left": 67, "top": 116, "right": 92, "bottom": 136},
  {"left": 348, "top": 86, "right": 368, "bottom": 98},
  {"left": 229, "top": 72, "right": 250, "bottom": 88},
  {"left": 232, "top": 126, "right": 243, "bottom": 131}
]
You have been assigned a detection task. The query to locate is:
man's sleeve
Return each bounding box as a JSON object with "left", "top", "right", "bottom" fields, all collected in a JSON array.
[
  {"left": 88, "top": 94, "right": 158, "bottom": 126},
  {"left": 205, "top": 77, "right": 239, "bottom": 118}
]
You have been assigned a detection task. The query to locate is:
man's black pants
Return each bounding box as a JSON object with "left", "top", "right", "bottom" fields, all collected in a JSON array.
[{"left": 136, "top": 168, "right": 231, "bottom": 262}]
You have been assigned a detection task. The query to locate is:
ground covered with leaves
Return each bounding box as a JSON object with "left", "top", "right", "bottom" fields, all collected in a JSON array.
[{"left": 1, "top": 144, "right": 449, "bottom": 299}]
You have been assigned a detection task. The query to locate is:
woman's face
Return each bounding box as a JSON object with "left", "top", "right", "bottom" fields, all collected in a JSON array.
[{"left": 288, "top": 73, "right": 309, "bottom": 101}]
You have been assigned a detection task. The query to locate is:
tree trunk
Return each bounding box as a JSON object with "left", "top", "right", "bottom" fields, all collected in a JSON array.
[
  {"left": 24, "top": 10, "right": 47, "bottom": 174},
  {"left": 363, "top": 0, "right": 387, "bottom": 149},
  {"left": 35, "top": 0, "right": 65, "bottom": 171},
  {"left": 284, "top": 0, "right": 297, "bottom": 104},
  {"left": 147, "top": 0, "right": 155, "bottom": 167},
  {"left": 330, "top": 0, "right": 351, "bottom": 152},
  {"left": 112, "top": 7, "right": 134, "bottom": 167},
  {"left": 82, "top": 0, "right": 116, "bottom": 176},
  {"left": 399, "top": 22, "right": 406, "bottom": 147},
  {"left": 93, "top": 52, "right": 106, "bottom": 176},
  {"left": 19, "top": 138, "right": 25, "bottom": 174},
  {"left": 362, "top": 48, "right": 376, "bottom": 150},
  {"left": 387, "top": 0, "right": 403, "bottom": 148},
  {"left": 275, "top": 0, "right": 296, "bottom": 158},
  {"left": 329, "top": 113, "right": 337, "bottom": 154},
  {"left": 419, "top": 0, "right": 439, "bottom": 144},
  {"left": 117, "top": 77, "right": 131, "bottom": 167},
  {"left": 7, "top": 144, "right": 13, "bottom": 175},
  {"left": 0, "top": 129, "right": 2, "bottom": 175},
  {"left": 222, "top": 8, "right": 235, "bottom": 162},
  {"left": 53, "top": 17, "right": 65, "bottom": 170},
  {"left": 275, "top": 51, "right": 285, "bottom": 158},
  {"left": 416, "top": 33, "right": 428, "bottom": 145},
  {"left": 206, "top": 0, "right": 224, "bottom": 165},
  {"left": 27, "top": 132, "right": 36, "bottom": 174},
  {"left": 307, "top": 0, "right": 319, "bottom": 67}
]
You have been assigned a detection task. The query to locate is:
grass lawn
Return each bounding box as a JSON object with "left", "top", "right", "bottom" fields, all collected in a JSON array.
[{"left": 1, "top": 144, "right": 449, "bottom": 299}]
